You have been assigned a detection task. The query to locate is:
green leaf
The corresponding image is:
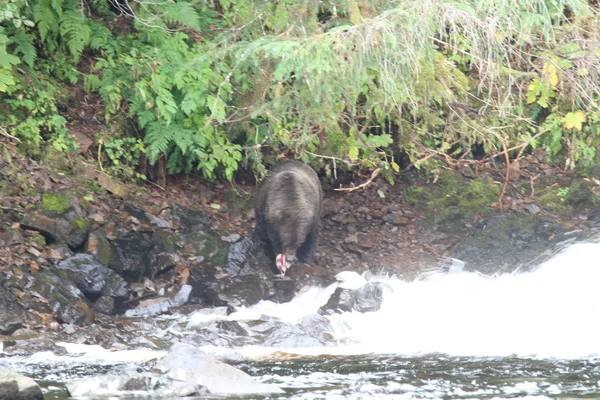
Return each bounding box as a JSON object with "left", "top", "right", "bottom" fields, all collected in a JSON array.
[
  {"left": 348, "top": 145, "right": 359, "bottom": 160},
  {"left": 562, "top": 111, "right": 586, "bottom": 131}
]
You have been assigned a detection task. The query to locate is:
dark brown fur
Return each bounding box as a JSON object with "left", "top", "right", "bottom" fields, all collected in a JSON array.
[{"left": 254, "top": 161, "right": 323, "bottom": 270}]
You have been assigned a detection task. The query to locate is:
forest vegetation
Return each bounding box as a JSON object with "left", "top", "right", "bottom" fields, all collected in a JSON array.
[{"left": 1, "top": 0, "right": 599, "bottom": 184}]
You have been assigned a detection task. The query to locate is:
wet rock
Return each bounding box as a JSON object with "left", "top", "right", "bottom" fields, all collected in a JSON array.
[
  {"left": 55, "top": 254, "right": 129, "bottom": 307},
  {"left": 221, "top": 233, "right": 241, "bottom": 243},
  {"left": 182, "top": 230, "right": 228, "bottom": 266},
  {"left": 124, "top": 285, "right": 192, "bottom": 317},
  {"left": 66, "top": 342, "right": 284, "bottom": 397},
  {"left": 66, "top": 373, "right": 206, "bottom": 399},
  {"left": 156, "top": 253, "right": 180, "bottom": 273},
  {"left": 264, "top": 314, "right": 335, "bottom": 347},
  {"left": 111, "top": 231, "right": 157, "bottom": 279},
  {"left": 0, "top": 290, "right": 25, "bottom": 335},
  {"left": 450, "top": 213, "right": 570, "bottom": 274},
  {"left": 225, "top": 236, "right": 264, "bottom": 275},
  {"left": 524, "top": 204, "right": 541, "bottom": 215},
  {"left": 354, "top": 282, "right": 384, "bottom": 313},
  {"left": 152, "top": 343, "right": 284, "bottom": 395},
  {"left": 65, "top": 217, "right": 89, "bottom": 249},
  {"left": 318, "top": 282, "right": 384, "bottom": 315},
  {"left": 60, "top": 299, "right": 95, "bottom": 325},
  {"left": 186, "top": 320, "right": 252, "bottom": 348},
  {"left": 152, "top": 230, "right": 178, "bottom": 253},
  {"left": 20, "top": 213, "right": 72, "bottom": 248},
  {"left": 566, "top": 186, "right": 600, "bottom": 209},
  {"left": 92, "top": 295, "right": 115, "bottom": 315},
  {"left": 0, "top": 366, "right": 43, "bottom": 400},
  {"left": 28, "top": 273, "right": 92, "bottom": 325},
  {"left": 194, "top": 274, "right": 272, "bottom": 308},
  {"left": 171, "top": 203, "right": 212, "bottom": 228},
  {"left": 318, "top": 287, "right": 354, "bottom": 314},
  {"left": 124, "top": 202, "right": 172, "bottom": 229},
  {"left": 86, "top": 230, "right": 114, "bottom": 266}
]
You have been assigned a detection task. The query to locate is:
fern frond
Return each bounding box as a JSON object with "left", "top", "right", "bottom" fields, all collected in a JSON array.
[
  {"left": 89, "top": 0, "right": 112, "bottom": 16},
  {"left": 33, "top": 0, "right": 59, "bottom": 42},
  {"left": 145, "top": 121, "right": 173, "bottom": 165},
  {"left": 50, "top": 0, "right": 64, "bottom": 16},
  {"left": 11, "top": 31, "right": 37, "bottom": 67},
  {"left": 137, "top": 110, "right": 157, "bottom": 129},
  {"left": 162, "top": 2, "right": 200, "bottom": 30},
  {"left": 144, "top": 121, "right": 195, "bottom": 165},
  {"left": 89, "top": 21, "right": 112, "bottom": 51},
  {"left": 83, "top": 74, "right": 101, "bottom": 92},
  {"left": 59, "top": 10, "right": 91, "bottom": 63}
]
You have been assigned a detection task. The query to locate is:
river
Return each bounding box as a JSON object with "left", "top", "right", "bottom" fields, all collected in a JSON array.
[{"left": 3, "top": 239, "right": 600, "bottom": 399}]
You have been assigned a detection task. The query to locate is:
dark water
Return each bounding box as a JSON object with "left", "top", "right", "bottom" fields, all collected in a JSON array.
[
  {"left": 234, "top": 355, "right": 600, "bottom": 399},
  {"left": 34, "top": 354, "right": 600, "bottom": 399}
]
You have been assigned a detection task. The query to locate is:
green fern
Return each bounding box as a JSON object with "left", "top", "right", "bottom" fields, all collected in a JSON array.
[
  {"left": 89, "top": 22, "right": 112, "bottom": 51},
  {"left": 33, "top": 0, "right": 59, "bottom": 42},
  {"left": 59, "top": 10, "right": 91, "bottom": 63},
  {"left": 11, "top": 31, "right": 36, "bottom": 67},
  {"left": 50, "top": 0, "right": 64, "bottom": 16},
  {"left": 83, "top": 74, "right": 101, "bottom": 92},
  {"left": 162, "top": 2, "right": 201, "bottom": 30},
  {"left": 145, "top": 121, "right": 174, "bottom": 164}
]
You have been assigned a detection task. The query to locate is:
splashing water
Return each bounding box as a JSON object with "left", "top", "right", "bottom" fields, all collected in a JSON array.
[{"left": 215, "top": 239, "right": 600, "bottom": 360}]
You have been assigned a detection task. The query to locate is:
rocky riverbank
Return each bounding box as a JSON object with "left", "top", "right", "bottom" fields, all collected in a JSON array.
[{"left": 1, "top": 142, "right": 599, "bottom": 398}]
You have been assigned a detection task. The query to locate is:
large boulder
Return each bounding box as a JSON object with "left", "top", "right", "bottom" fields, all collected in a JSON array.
[
  {"left": 111, "top": 231, "right": 157, "bottom": 280},
  {"left": 55, "top": 253, "right": 130, "bottom": 314},
  {"left": 66, "top": 342, "right": 283, "bottom": 397},
  {"left": 319, "top": 282, "right": 385, "bottom": 315},
  {"left": 0, "top": 289, "right": 25, "bottom": 335},
  {"left": 28, "top": 273, "right": 93, "bottom": 325},
  {"left": 0, "top": 367, "right": 43, "bottom": 400}
]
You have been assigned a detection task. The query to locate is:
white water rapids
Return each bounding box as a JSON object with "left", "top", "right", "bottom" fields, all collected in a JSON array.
[
  {"left": 191, "top": 238, "right": 600, "bottom": 361},
  {"left": 5, "top": 238, "right": 600, "bottom": 371}
]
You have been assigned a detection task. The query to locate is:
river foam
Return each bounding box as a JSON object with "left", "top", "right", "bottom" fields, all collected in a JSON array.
[{"left": 227, "top": 239, "right": 600, "bottom": 360}]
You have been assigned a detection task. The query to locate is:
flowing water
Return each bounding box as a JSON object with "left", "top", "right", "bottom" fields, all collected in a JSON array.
[{"left": 4, "top": 239, "right": 600, "bottom": 399}]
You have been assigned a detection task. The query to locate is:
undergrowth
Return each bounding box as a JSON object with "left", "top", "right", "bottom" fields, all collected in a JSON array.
[{"left": 0, "top": 0, "right": 599, "bottom": 182}]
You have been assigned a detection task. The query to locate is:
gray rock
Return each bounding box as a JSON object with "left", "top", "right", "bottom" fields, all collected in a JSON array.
[
  {"left": 28, "top": 273, "right": 90, "bottom": 325},
  {"left": 180, "top": 230, "right": 228, "bottom": 266},
  {"left": 55, "top": 253, "right": 129, "bottom": 305},
  {"left": 111, "top": 231, "right": 157, "bottom": 279},
  {"left": 21, "top": 212, "right": 88, "bottom": 250},
  {"left": 93, "top": 295, "right": 116, "bottom": 315},
  {"left": 152, "top": 343, "right": 284, "bottom": 395},
  {"left": 171, "top": 203, "right": 212, "bottom": 228},
  {"left": 124, "top": 285, "right": 192, "bottom": 317},
  {"left": 0, "top": 290, "right": 24, "bottom": 335},
  {"left": 0, "top": 367, "right": 43, "bottom": 400},
  {"left": 524, "top": 204, "right": 541, "bottom": 215},
  {"left": 225, "top": 236, "right": 264, "bottom": 275},
  {"left": 66, "top": 342, "right": 283, "bottom": 397},
  {"left": 318, "top": 282, "right": 384, "bottom": 315}
]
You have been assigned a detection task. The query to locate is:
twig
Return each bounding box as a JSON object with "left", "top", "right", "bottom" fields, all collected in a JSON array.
[
  {"left": 335, "top": 168, "right": 381, "bottom": 192},
  {"left": 530, "top": 173, "right": 540, "bottom": 196},
  {"left": 0, "top": 126, "right": 22, "bottom": 143},
  {"left": 303, "top": 151, "right": 359, "bottom": 167}
]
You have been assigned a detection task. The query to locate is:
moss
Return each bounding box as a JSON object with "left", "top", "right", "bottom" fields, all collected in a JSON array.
[
  {"left": 42, "top": 192, "right": 71, "bottom": 214},
  {"left": 26, "top": 234, "right": 47, "bottom": 246},
  {"left": 71, "top": 217, "right": 89, "bottom": 231},
  {"left": 537, "top": 190, "right": 565, "bottom": 211},
  {"left": 406, "top": 172, "right": 499, "bottom": 231},
  {"left": 405, "top": 186, "right": 434, "bottom": 207}
]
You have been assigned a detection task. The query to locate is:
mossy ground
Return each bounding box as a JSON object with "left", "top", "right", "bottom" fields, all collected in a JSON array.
[
  {"left": 42, "top": 192, "right": 71, "bottom": 214},
  {"left": 405, "top": 172, "right": 500, "bottom": 230}
]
